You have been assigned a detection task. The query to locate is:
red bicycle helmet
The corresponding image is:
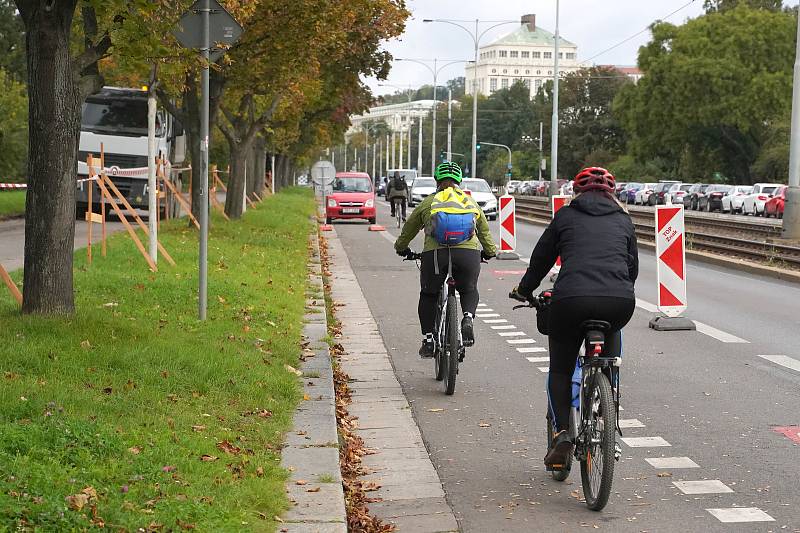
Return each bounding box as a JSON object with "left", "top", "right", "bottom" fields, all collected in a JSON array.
[{"left": 573, "top": 167, "right": 616, "bottom": 194}]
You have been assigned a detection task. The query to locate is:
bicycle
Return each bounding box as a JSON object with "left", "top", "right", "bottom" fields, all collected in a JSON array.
[
  {"left": 392, "top": 198, "right": 404, "bottom": 228},
  {"left": 403, "top": 250, "right": 464, "bottom": 395},
  {"left": 510, "top": 290, "right": 622, "bottom": 511}
]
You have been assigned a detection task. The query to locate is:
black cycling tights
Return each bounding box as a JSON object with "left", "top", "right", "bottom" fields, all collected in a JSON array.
[
  {"left": 418, "top": 248, "right": 481, "bottom": 335},
  {"left": 547, "top": 296, "right": 635, "bottom": 432}
]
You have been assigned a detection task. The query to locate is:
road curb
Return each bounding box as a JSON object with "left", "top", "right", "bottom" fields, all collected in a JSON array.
[
  {"left": 326, "top": 228, "right": 459, "bottom": 533},
  {"left": 279, "top": 229, "right": 347, "bottom": 532},
  {"left": 518, "top": 214, "right": 800, "bottom": 285}
]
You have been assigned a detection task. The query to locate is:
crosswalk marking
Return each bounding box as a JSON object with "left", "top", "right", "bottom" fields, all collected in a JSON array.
[
  {"left": 517, "top": 347, "right": 547, "bottom": 353},
  {"left": 526, "top": 356, "right": 549, "bottom": 363},
  {"left": 482, "top": 319, "right": 507, "bottom": 324},
  {"left": 645, "top": 457, "right": 699, "bottom": 469},
  {"left": 621, "top": 436, "right": 671, "bottom": 447},
  {"left": 491, "top": 325, "right": 517, "bottom": 330},
  {"left": 507, "top": 338, "right": 536, "bottom": 344},
  {"left": 706, "top": 508, "right": 774, "bottom": 523},
  {"left": 476, "top": 313, "right": 500, "bottom": 318},
  {"left": 477, "top": 303, "right": 487, "bottom": 307},
  {"left": 498, "top": 331, "right": 526, "bottom": 337},
  {"left": 673, "top": 480, "right": 733, "bottom": 495},
  {"left": 756, "top": 354, "right": 800, "bottom": 373}
]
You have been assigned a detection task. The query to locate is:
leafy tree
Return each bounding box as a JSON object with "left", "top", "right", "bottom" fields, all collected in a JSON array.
[
  {"left": 704, "top": 0, "right": 783, "bottom": 12},
  {"left": 615, "top": 6, "right": 796, "bottom": 183},
  {"left": 0, "top": 68, "right": 27, "bottom": 179},
  {"left": 0, "top": 0, "right": 25, "bottom": 81}
]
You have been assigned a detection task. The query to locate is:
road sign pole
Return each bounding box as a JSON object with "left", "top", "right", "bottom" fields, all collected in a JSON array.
[{"left": 199, "top": 0, "right": 210, "bottom": 320}]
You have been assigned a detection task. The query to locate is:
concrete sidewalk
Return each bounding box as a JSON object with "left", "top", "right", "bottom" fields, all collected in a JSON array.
[{"left": 327, "top": 230, "right": 458, "bottom": 532}]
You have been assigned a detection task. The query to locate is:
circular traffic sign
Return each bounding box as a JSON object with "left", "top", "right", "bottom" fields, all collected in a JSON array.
[{"left": 311, "top": 160, "right": 335, "bottom": 186}]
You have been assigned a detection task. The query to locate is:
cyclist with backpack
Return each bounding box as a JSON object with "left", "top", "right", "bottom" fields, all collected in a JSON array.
[
  {"left": 395, "top": 162, "right": 497, "bottom": 358},
  {"left": 510, "top": 167, "right": 638, "bottom": 468},
  {"left": 387, "top": 171, "right": 409, "bottom": 221}
]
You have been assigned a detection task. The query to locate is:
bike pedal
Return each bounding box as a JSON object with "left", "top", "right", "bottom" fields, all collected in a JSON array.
[{"left": 614, "top": 443, "right": 622, "bottom": 461}]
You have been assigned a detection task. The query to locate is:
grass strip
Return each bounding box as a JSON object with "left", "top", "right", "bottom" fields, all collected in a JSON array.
[
  {"left": 0, "top": 188, "right": 314, "bottom": 531},
  {"left": 0, "top": 190, "right": 26, "bottom": 219}
]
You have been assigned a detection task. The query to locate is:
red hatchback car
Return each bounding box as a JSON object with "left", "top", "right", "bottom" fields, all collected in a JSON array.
[
  {"left": 764, "top": 185, "right": 787, "bottom": 219},
  {"left": 325, "top": 172, "right": 376, "bottom": 224}
]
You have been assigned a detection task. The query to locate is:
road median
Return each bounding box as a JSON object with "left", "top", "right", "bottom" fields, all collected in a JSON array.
[{"left": 0, "top": 188, "right": 315, "bottom": 530}]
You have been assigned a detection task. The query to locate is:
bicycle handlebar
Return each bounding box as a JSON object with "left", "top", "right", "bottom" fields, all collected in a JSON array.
[{"left": 402, "top": 251, "right": 423, "bottom": 261}]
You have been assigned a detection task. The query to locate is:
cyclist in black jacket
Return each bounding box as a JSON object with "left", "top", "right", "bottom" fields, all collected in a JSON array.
[{"left": 511, "top": 167, "right": 638, "bottom": 468}]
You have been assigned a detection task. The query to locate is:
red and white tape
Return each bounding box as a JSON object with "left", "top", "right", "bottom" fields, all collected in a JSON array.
[{"left": 0, "top": 183, "right": 26, "bottom": 190}]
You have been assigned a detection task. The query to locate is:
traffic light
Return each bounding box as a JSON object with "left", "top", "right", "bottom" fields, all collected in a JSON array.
[{"left": 476, "top": 143, "right": 481, "bottom": 151}]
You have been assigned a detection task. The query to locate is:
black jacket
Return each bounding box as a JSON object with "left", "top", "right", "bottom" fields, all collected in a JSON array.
[{"left": 519, "top": 192, "right": 638, "bottom": 301}]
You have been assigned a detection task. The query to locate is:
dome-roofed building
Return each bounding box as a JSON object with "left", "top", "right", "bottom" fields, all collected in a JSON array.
[{"left": 465, "top": 14, "right": 580, "bottom": 99}]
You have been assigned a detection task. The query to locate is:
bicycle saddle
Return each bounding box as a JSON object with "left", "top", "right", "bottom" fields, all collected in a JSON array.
[{"left": 581, "top": 320, "right": 611, "bottom": 345}]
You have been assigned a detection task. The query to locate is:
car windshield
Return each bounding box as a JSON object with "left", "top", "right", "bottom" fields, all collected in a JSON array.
[
  {"left": 82, "top": 98, "right": 155, "bottom": 136},
  {"left": 412, "top": 178, "right": 435, "bottom": 189},
  {"left": 762, "top": 185, "right": 779, "bottom": 195},
  {"left": 464, "top": 180, "right": 491, "bottom": 192},
  {"left": 680, "top": 184, "right": 692, "bottom": 192},
  {"left": 627, "top": 182, "right": 642, "bottom": 189},
  {"left": 333, "top": 177, "right": 371, "bottom": 193}
]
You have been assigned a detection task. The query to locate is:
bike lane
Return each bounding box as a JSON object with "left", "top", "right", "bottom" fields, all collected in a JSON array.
[{"left": 334, "top": 202, "right": 799, "bottom": 532}]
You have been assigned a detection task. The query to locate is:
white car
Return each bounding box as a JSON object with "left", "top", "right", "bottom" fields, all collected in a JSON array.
[
  {"left": 506, "top": 180, "right": 522, "bottom": 194},
  {"left": 409, "top": 177, "right": 436, "bottom": 206},
  {"left": 742, "top": 183, "right": 782, "bottom": 216},
  {"left": 721, "top": 185, "right": 753, "bottom": 214},
  {"left": 665, "top": 183, "right": 692, "bottom": 205},
  {"left": 462, "top": 178, "right": 498, "bottom": 220},
  {"left": 634, "top": 183, "right": 657, "bottom": 205}
]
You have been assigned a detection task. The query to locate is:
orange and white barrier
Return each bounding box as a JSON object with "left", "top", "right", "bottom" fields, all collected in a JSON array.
[
  {"left": 650, "top": 205, "right": 695, "bottom": 331},
  {"left": 550, "top": 195, "right": 570, "bottom": 273},
  {"left": 497, "top": 195, "right": 519, "bottom": 260}
]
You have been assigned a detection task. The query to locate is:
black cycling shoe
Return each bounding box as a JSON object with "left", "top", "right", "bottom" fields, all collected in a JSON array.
[
  {"left": 461, "top": 315, "right": 474, "bottom": 347},
  {"left": 544, "top": 430, "right": 574, "bottom": 469},
  {"left": 419, "top": 339, "right": 435, "bottom": 359}
]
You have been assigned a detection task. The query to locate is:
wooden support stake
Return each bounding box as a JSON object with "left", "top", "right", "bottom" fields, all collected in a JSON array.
[
  {"left": 100, "top": 148, "right": 107, "bottom": 257},
  {"left": 161, "top": 175, "right": 200, "bottom": 229},
  {"left": 0, "top": 263, "right": 22, "bottom": 306},
  {"left": 102, "top": 174, "right": 176, "bottom": 267},
  {"left": 87, "top": 157, "right": 94, "bottom": 264},
  {"left": 209, "top": 185, "right": 231, "bottom": 221},
  {"left": 252, "top": 191, "right": 262, "bottom": 202},
  {"left": 96, "top": 178, "right": 157, "bottom": 272}
]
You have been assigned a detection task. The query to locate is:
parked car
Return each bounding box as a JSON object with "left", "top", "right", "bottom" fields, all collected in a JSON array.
[
  {"left": 634, "top": 183, "right": 657, "bottom": 205},
  {"left": 764, "top": 185, "right": 787, "bottom": 218},
  {"left": 520, "top": 180, "right": 538, "bottom": 195},
  {"left": 665, "top": 183, "right": 692, "bottom": 205},
  {"left": 649, "top": 181, "right": 680, "bottom": 206},
  {"left": 614, "top": 182, "right": 628, "bottom": 198},
  {"left": 409, "top": 177, "right": 436, "bottom": 207},
  {"left": 507, "top": 180, "right": 522, "bottom": 194},
  {"left": 620, "top": 182, "right": 642, "bottom": 203},
  {"left": 742, "top": 182, "right": 782, "bottom": 216},
  {"left": 721, "top": 185, "right": 753, "bottom": 214},
  {"left": 699, "top": 184, "right": 732, "bottom": 212},
  {"left": 560, "top": 180, "right": 574, "bottom": 196},
  {"left": 462, "top": 178, "right": 498, "bottom": 220},
  {"left": 325, "top": 172, "right": 376, "bottom": 224},
  {"left": 684, "top": 183, "right": 709, "bottom": 210}
]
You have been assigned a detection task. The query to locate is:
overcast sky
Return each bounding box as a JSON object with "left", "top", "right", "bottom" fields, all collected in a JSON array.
[{"left": 366, "top": 0, "right": 709, "bottom": 96}]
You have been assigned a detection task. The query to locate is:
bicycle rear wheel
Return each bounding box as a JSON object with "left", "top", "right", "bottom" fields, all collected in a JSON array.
[
  {"left": 580, "top": 371, "right": 616, "bottom": 511},
  {"left": 443, "top": 294, "right": 459, "bottom": 395}
]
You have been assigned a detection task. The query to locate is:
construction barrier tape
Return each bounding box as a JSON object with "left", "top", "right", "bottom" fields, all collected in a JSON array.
[{"left": 0, "top": 183, "right": 26, "bottom": 190}]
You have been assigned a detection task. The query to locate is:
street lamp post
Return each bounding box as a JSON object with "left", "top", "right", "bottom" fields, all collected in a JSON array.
[
  {"left": 522, "top": 122, "right": 544, "bottom": 180},
  {"left": 479, "top": 141, "right": 513, "bottom": 185},
  {"left": 397, "top": 58, "right": 470, "bottom": 175},
  {"left": 447, "top": 88, "right": 453, "bottom": 162},
  {"left": 551, "top": 0, "right": 561, "bottom": 196},
  {"left": 424, "top": 18, "right": 517, "bottom": 178},
  {"left": 784, "top": 7, "right": 800, "bottom": 239}
]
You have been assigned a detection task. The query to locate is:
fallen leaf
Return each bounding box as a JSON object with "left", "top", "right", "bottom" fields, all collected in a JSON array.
[
  {"left": 284, "top": 364, "right": 302, "bottom": 377},
  {"left": 162, "top": 465, "right": 176, "bottom": 472},
  {"left": 303, "top": 394, "right": 310, "bottom": 401},
  {"left": 200, "top": 455, "right": 218, "bottom": 462},
  {"left": 65, "top": 493, "right": 89, "bottom": 511},
  {"left": 306, "top": 487, "right": 321, "bottom": 493},
  {"left": 128, "top": 446, "right": 142, "bottom": 455},
  {"left": 295, "top": 480, "right": 308, "bottom": 486},
  {"left": 657, "top": 472, "right": 672, "bottom": 478},
  {"left": 478, "top": 422, "right": 491, "bottom": 428},
  {"left": 192, "top": 425, "right": 206, "bottom": 432},
  {"left": 216, "top": 440, "right": 242, "bottom": 455},
  {"left": 102, "top": 302, "right": 118, "bottom": 307},
  {"left": 80, "top": 340, "right": 91, "bottom": 349}
]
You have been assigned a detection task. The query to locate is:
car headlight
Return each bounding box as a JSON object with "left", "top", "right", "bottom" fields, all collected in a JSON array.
[
  {"left": 327, "top": 198, "right": 337, "bottom": 207},
  {"left": 365, "top": 198, "right": 374, "bottom": 208}
]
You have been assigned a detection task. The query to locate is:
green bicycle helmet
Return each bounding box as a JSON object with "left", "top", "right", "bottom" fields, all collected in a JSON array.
[{"left": 434, "top": 161, "right": 463, "bottom": 183}]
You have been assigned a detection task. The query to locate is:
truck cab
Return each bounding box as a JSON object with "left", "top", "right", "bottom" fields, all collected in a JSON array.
[{"left": 76, "top": 86, "right": 186, "bottom": 212}]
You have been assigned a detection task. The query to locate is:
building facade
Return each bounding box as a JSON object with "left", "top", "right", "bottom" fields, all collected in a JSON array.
[
  {"left": 348, "top": 100, "right": 438, "bottom": 136},
  {"left": 465, "top": 14, "right": 580, "bottom": 99}
]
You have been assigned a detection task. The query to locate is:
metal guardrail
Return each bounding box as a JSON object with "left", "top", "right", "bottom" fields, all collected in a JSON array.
[{"left": 513, "top": 196, "right": 800, "bottom": 269}]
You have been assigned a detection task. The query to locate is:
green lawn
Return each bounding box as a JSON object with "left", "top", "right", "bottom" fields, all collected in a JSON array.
[
  {"left": 0, "top": 188, "right": 314, "bottom": 530},
  {"left": 0, "top": 190, "right": 26, "bottom": 218}
]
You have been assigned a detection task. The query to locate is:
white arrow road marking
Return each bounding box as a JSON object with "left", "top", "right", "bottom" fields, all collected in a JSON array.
[{"left": 756, "top": 354, "right": 800, "bottom": 373}]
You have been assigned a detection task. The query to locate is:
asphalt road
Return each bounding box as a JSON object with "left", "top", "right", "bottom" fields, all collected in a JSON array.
[{"left": 332, "top": 200, "right": 800, "bottom": 532}]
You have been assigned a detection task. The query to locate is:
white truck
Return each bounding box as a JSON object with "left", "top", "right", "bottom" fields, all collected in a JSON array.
[{"left": 76, "top": 86, "right": 186, "bottom": 213}]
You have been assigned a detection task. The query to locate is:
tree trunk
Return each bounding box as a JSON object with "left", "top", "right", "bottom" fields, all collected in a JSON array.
[
  {"left": 224, "top": 144, "right": 248, "bottom": 218},
  {"left": 254, "top": 136, "right": 266, "bottom": 196},
  {"left": 246, "top": 145, "right": 257, "bottom": 198},
  {"left": 18, "top": 0, "right": 80, "bottom": 315}
]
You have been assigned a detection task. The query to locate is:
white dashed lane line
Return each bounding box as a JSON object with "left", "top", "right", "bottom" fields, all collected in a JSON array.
[
  {"left": 507, "top": 338, "right": 536, "bottom": 344},
  {"left": 673, "top": 480, "right": 734, "bottom": 495},
  {"left": 498, "top": 331, "right": 526, "bottom": 337},
  {"left": 645, "top": 457, "right": 699, "bottom": 469},
  {"left": 490, "top": 325, "right": 517, "bottom": 330},
  {"left": 482, "top": 319, "right": 508, "bottom": 324},
  {"left": 756, "top": 354, "right": 800, "bottom": 373},
  {"left": 621, "top": 436, "right": 671, "bottom": 447},
  {"left": 618, "top": 418, "right": 646, "bottom": 429},
  {"left": 517, "top": 347, "right": 546, "bottom": 353},
  {"left": 526, "top": 357, "right": 549, "bottom": 364},
  {"left": 706, "top": 508, "right": 775, "bottom": 523}
]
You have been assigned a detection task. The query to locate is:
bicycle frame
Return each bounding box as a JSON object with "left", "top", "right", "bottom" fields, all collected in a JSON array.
[{"left": 435, "top": 273, "right": 460, "bottom": 354}]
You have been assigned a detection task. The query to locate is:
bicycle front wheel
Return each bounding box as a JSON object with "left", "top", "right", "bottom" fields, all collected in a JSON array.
[
  {"left": 444, "top": 294, "right": 459, "bottom": 395},
  {"left": 580, "top": 371, "right": 616, "bottom": 511}
]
